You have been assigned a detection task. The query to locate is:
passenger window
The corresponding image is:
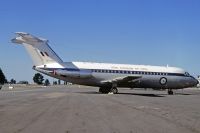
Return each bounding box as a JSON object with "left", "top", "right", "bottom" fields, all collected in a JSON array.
[
  {"left": 40, "top": 52, "right": 45, "bottom": 56},
  {"left": 44, "top": 52, "right": 49, "bottom": 56}
]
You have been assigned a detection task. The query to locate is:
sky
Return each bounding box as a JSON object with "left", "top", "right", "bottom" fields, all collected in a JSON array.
[{"left": 0, "top": 0, "right": 200, "bottom": 83}]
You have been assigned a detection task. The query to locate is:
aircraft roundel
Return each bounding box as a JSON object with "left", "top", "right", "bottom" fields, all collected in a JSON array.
[{"left": 160, "top": 77, "right": 167, "bottom": 85}]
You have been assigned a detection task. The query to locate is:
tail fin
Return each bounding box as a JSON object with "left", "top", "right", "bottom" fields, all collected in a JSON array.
[{"left": 11, "top": 32, "right": 63, "bottom": 67}]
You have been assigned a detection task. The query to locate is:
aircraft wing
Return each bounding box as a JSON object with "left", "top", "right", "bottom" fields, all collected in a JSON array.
[{"left": 101, "top": 75, "right": 142, "bottom": 85}]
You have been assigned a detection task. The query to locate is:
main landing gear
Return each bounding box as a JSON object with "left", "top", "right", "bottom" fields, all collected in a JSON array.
[
  {"left": 168, "top": 89, "right": 174, "bottom": 95},
  {"left": 99, "top": 87, "right": 118, "bottom": 94}
]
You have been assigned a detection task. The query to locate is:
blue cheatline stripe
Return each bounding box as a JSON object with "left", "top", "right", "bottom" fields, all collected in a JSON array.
[
  {"left": 39, "top": 68, "right": 187, "bottom": 77},
  {"left": 62, "top": 68, "right": 80, "bottom": 71},
  {"left": 40, "top": 68, "right": 80, "bottom": 71}
]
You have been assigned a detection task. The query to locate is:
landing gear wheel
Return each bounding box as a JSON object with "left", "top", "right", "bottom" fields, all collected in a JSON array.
[
  {"left": 99, "top": 88, "right": 103, "bottom": 93},
  {"left": 99, "top": 87, "right": 110, "bottom": 94},
  {"left": 168, "top": 89, "right": 174, "bottom": 95},
  {"left": 110, "top": 87, "right": 118, "bottom": 94}
]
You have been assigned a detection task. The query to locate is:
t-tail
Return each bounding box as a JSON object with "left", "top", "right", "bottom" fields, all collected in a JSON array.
[{"left": 11, "top": 32, "right": 64, "bottom": 69}]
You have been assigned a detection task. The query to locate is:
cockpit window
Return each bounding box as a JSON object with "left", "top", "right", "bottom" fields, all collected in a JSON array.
[{"left": 185, "top": 72, "right": 190, "bottom": 76}]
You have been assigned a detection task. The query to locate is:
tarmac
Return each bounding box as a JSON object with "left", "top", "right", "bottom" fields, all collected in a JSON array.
[{"left": 0, "top": 85, "right": 200, "bottom": 133}]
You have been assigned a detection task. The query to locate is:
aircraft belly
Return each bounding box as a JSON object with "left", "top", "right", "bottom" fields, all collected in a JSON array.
[
  {"left": 137, "top": 76, "right": 187, "bottom": 89},
  {"left": 117, "top": 75, "right": 187, "bottom": 89}
]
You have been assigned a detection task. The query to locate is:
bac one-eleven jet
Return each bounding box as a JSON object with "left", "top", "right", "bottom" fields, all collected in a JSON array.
[{"left": 11, "top": 32, "right": 198, "bottom": 95}]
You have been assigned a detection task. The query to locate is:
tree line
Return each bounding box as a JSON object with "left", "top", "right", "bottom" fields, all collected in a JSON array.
[{"left": 0, "top": 68, "right": 59, "bottom": 86}]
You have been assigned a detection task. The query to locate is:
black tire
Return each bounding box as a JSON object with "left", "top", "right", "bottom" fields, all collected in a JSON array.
[
  {"left": 111, "top": 87, "right": 118, "bottom": 94},
  {"left": 104, "top": 88, "right": 110, "bottom": 94},
  {"left": 99, "top": 88, "right": 103, "bottom": 93},
  {"left": 168, "top": 90, "right": 174, "bottom": 95},
  {"left": 99, "top": 87, "right": 110, "bottom": 94}
]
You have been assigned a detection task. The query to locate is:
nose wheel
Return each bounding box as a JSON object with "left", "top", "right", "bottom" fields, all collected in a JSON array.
[
  {"left": 99, "top": 87, "right": 118, "bottom": 94},
  {"left": 168, "top": 89, "right": 174, "bottom": 95}
]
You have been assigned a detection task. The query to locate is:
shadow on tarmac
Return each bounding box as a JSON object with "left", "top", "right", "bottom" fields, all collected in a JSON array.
[
  {"left": 75, "top": 89, "right": 200, "bottom": 97},
  {"left": 76, "top": 91, "right": 165, "bottom": 97},
  {"left": 118, "top": 93, "right": 165, "bottom": 97}
]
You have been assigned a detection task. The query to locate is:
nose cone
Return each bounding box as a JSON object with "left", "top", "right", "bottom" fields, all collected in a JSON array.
[
  {"left": 195, "top": 79, "right": 199, "bottom": 86},
  {"left": 191, "top": 77, "right": 199, "bottom": 87}
]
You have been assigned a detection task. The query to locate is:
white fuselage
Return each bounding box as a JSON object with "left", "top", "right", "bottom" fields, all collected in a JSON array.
[{"left": 35, "top": 61, "right": 198, "bottom": 90}]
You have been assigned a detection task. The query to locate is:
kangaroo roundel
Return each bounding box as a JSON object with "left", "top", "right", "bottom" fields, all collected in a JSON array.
[{"left": 160, "top": 77, "right": 167, "bottom": 85}]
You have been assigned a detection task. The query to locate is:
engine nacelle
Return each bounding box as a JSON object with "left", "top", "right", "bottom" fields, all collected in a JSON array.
[{"left": 55, "top": 69, "right": 92, "bottom": 78}]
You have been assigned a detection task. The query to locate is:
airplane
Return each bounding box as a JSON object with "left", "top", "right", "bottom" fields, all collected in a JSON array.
[{"left": 11, "top": 32, "right": 199, "bottom": 95}]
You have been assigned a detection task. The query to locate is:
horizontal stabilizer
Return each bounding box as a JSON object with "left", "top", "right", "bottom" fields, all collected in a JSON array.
[{"left": 11, "top": 32, "right": 48, "bottom": 45}]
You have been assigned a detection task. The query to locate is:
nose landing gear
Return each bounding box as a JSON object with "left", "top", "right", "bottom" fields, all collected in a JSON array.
[
  {"left": 99, "top": 87, "right": 118, "bottom": 94},
  {"left": 168, "top": 89, "right": 174, "bottom": 95}
]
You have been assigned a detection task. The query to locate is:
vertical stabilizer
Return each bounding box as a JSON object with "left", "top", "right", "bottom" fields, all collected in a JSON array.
[{"left": 11, "top": 32, "right": 63, "bottom": 67}]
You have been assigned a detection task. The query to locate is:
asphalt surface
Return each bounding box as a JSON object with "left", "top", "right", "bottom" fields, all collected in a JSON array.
[{"left": 0, "top": 85, "right": 200, "bottom": 133}]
